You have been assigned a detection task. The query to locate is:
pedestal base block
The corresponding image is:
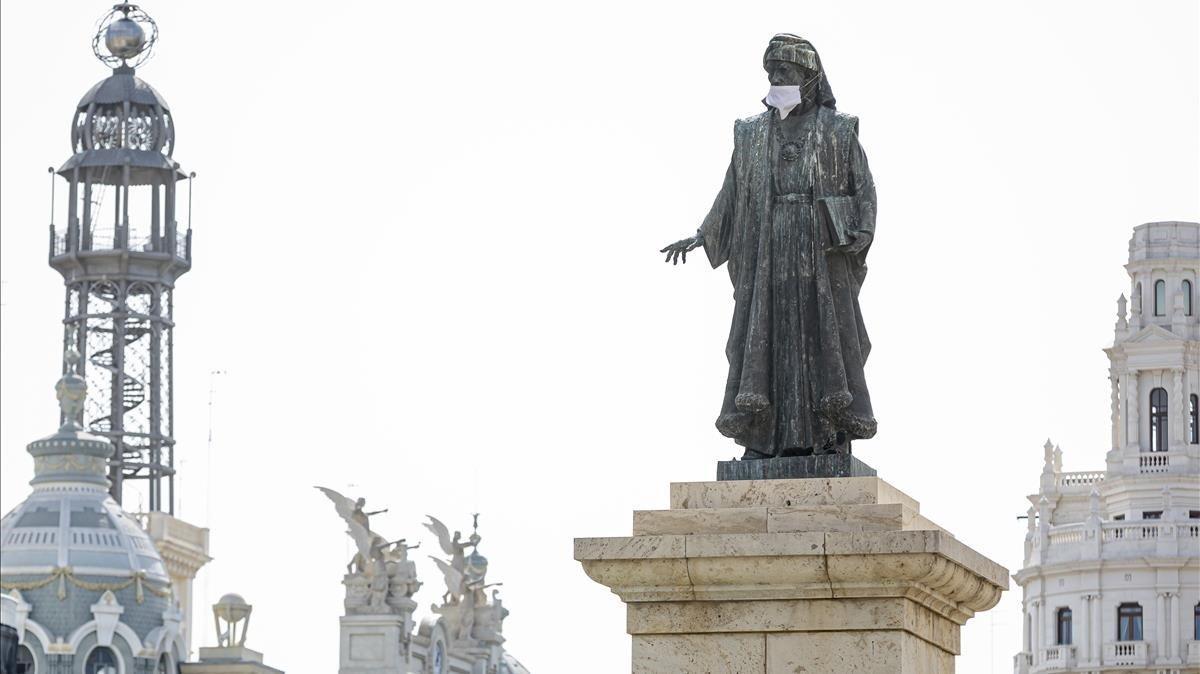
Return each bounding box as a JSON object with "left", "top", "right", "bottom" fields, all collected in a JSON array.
[
  {"left": 717, "top": 454, "right": 877, "bottom": 481},
  {"left": 180, "top": 647, "right": 284, "bottom": 674},
  {"left": 339, "top": 614, "right": 409, "bottom": 674},
  {"left": 576, "top": 476, "right": 1008, "bottom": 674}
]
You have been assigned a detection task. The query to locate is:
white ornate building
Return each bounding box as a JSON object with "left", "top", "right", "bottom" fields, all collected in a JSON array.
[{"left": 1014, "top": 221, "right": 1200, "bottom": 674}]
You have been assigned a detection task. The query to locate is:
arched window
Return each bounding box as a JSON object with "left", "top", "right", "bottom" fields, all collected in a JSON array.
[
  {"left": 15, "top": 644, "right": 36, "bottom": 673},
  {"left": 1184, "top": 279, "right": 1194, "bottom": 316},
  {"left": 85, "top": 646, "right": 119, "bottom": 674},
  {"left": 1191, "top": 394, "right": 1199, "bottom": 445},
  {"left": 1117, "top": 603, "right": 1143, "bottom": 641},
  {"left": 1055, "top": 607, "right": 1072, "bottom": 645},
  {"left": 1150, "top": 387, "right": 1169, "bottom": 452},
  {"left": 1154, "top": 279, "right": 1166, "bottom": 316}
]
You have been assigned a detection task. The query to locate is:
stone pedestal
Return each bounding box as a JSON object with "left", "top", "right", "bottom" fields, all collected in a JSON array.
[
  {"left": 339, "top": 614, "right": 410, "bottom": 674},
  {"left": 180, "top": 646, "right": 284, "bottom": 674},
  {"left": 574, "top": 476, "right": 1008, "bottom": 673}
]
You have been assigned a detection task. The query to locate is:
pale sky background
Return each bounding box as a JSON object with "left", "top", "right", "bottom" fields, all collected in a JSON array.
[{"left": 2, "top": 1, "right": 1198, "bottom": 672}]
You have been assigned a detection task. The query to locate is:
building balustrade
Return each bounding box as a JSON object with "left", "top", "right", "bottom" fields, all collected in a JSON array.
[
  {"left": 1129, "top": 449, "right": 1194, "bottom": 475},
  {"left": 1012, "top": 651, "right": 1031, "bottom": 674},
  {"left": 1034, "top": 518, "right": 1199, "bottom": 564},
  {"left": 1103, "top": 640, "right": 1150, "bottom": 666},
  {"left": 1039, "top": 644, "right": 1075, "bottom": 669},
  {"left": 1055, "top": 471, "right": 1105, "bottom": 489},
  {"left": 1188, "top": 640, "right": 1200, "bottom": 665}
]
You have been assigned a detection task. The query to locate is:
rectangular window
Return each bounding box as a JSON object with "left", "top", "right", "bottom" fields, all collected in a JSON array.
[
  {"left": 1150, "top": 387, "right": 1169, "bottom": 452},
  {"left": 1190, "top": 510, "right": 1200, "bottom": 520},
  {"left": 1056, "top": 607, "right": 1072, "bottom": 645},
  {"left": 1118, "top": 603, "right": 1143, "bottom": 641},
  {"left": 1113, "top": 514, "right": 1125, "bottom": 521},
  {"left": 15, "top": 506, "right": 60, "bottom": 527},
  {"left": 1143, "top": 511, "right": 1162, "bottom": 520},
  {"left": 1190, "top": 394, "right": 1198, "bottom": 444}
]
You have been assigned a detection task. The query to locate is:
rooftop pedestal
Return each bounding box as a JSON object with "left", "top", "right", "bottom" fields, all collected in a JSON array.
[{"left": 575, "top": 476, "right": 1008, "bottom": 673}]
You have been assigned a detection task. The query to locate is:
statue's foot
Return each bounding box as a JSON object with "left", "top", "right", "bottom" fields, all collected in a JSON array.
[{"left": 740, "top": 447, "right": 773, "bottom": 460}]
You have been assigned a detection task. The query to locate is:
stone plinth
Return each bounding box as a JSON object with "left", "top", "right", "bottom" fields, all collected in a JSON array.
[
  {"left": 340, "top": 614, "right": 410, "bottom": 674},
  {"left": 575, "top": 476, "right": 1008, "bottom": 673},
  {"left": 180, "top": 647, "right": 284, "bottom": 674}
]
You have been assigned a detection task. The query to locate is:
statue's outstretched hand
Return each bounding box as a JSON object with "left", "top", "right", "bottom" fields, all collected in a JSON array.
[{"left": 661, "top": 233, "right": 704, "bottom": 265}]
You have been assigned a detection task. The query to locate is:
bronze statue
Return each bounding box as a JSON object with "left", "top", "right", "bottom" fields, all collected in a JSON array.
[{"left": 662, "top": 34, "right": 877, "bottom": 460}]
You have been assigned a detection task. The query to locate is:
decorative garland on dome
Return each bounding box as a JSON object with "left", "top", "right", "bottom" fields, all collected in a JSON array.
[{"left": 0, "top": 567, "right": 171, "bottom": 604}]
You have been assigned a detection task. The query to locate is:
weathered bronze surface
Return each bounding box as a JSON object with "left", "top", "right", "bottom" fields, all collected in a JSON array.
[
  {"left": 663, "top": 34, "right": 878, "bottom": 461},
  {"left": 716, "top": 454, "right": 877, "bottom": 481}
]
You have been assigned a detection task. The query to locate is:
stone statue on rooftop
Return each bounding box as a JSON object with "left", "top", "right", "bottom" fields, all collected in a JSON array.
[
  {"left": 660, "top": 33, "right": 878, "bottom": 461},
  {"left": 424, "top": 515, "right": 479, "bottom": 605},
  {"left": 316, "top": 486, "right": 389, "bottom": 573}
]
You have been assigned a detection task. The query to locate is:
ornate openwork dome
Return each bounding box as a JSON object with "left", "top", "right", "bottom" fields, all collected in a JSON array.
[{"left": 72, "top": 70, "right": 174, "bottom": 156}]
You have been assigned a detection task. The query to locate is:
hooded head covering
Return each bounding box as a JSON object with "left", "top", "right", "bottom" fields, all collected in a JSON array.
[{"left": 762, "top": 33, "right": 836, "bottom": 110}]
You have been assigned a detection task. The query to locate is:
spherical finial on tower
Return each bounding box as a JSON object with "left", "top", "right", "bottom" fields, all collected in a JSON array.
[
  {"left": 105, "top": 17, "right": 146, "bottom": 58},
  {"left": 92, "top": 4, "right": 159, "bottom": 69}
]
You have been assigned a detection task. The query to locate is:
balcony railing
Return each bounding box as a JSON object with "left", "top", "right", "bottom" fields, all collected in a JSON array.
[
  {"left": 48, "top": 223, "right": 190, "bottom": 262},
  {"left": 1012, "top": 651, "right": 1031, "bottom": 674},
  {"left": 1033, "top": 518, "right": 1200, "bottom": 566},
  {"left": 1188, "top": 640, "right": 1200, "bottom": 665},
  {"left": 1040, "top": 645, "right": 1075, "bottom": 669},
  {"left": 1056, "top": 471, "right": 1105, "bottom": 489},
  {"left": 1138, "top": 452, "right": 1171, "bottom": 473},
  {"left": 1103, "top": 641, "right": 1149, "bottom": 666}
]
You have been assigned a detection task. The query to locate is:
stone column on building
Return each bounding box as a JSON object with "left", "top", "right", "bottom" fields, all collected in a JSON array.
[
  {"left": 1091, "top": 595, "right": 1101, "bottom": 664},
  {"left": 1022, "top": 607, "right": 1031, "bottom": 653},
  {"left": 1127, "top": 370, "right": 1140, "bottom": 451},
  {"left": 576, "top": 475, "right": 1008, "bottom": 674},
  {"left": 1156, "top": 592, "right": 1167, "bottom": 659},
  {"left": 1110, "top": 370, "right": 1121, "bottom": 451},
  {"left": 1168, "top": 592, "right": 1181, "bottom": 663},
  {"left": 1078, "top": 594, "right": 1090, "bottom": 663},
  {"left": 1172, "top": 369, "right": 1185, "bottom": 448}
]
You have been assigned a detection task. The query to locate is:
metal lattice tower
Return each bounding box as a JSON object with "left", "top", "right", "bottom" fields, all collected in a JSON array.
[{"left": 48, "top": 4, "right": 192, "bottom": 513}]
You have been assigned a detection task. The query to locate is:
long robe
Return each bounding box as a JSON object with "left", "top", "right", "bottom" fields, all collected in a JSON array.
[{"left": 700, "top": 105, "right": 877, "bottom": 454}]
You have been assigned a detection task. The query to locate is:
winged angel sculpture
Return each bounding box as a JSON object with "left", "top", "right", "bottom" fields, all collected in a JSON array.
[
  {"left": 423, "top": 515, "right": 479, "bottom": 605},
  {"left": 316, "top": 486, "right": 390, "bottom": 573}
]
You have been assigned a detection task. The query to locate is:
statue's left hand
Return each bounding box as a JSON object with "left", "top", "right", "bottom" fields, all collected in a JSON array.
[{"left": 840, "top": 232, "right": 872, "bottom": 256}]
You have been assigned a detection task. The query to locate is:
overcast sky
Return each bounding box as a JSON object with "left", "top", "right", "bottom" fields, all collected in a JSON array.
[{"left": 2, "top": 1, "right": 1197, "bottom": 672}]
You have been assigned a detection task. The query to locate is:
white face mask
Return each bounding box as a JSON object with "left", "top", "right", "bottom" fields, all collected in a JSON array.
[{"left": 765, "top": 85, "right": 803, "bottom": 119}]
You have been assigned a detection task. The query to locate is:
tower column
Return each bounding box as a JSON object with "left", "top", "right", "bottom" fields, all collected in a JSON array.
[
  {"left": 1078, "top": 594, "right": 1090, "bottom": 662},
  {"left": 1156, "top": 592, "right": 1166, "bottom": 657},
  {"left": 1110, "top": 371, "right": 1121, "bottom": 451},
  {"left": 1168, "top": 592, "right": 1180, "bottom": 661},
  {"left": 1172, "top": 369, "right": 1185, "bottom": 449},
  {"left": 1126, "top": 369, "right": 1140, "bottom": 450}
]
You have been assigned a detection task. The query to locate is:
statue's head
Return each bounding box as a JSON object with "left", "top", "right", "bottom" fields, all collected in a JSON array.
[
  {"left": 355, "top": 497, "right": 366, "bottom": 508},
  {"left": 763, "top": 34, "right": 836, "bottom": 110}
]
